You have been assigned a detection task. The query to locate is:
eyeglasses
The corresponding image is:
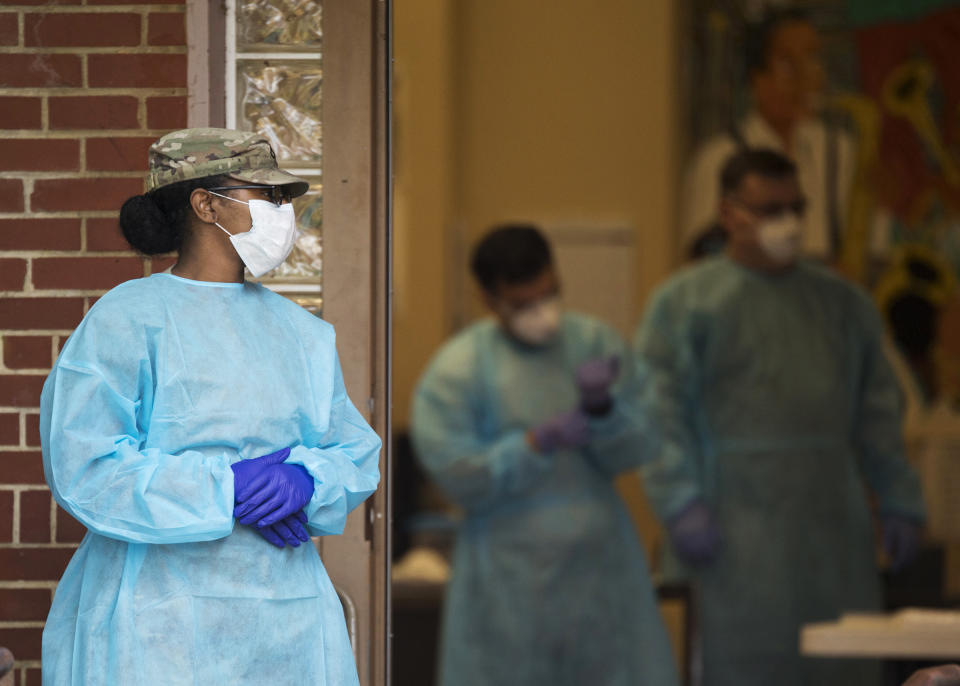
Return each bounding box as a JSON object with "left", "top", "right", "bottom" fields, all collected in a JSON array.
[
  {"left": 731, "top": 197, "right": 807, "bottom": 219},
  {"left": 207, "top": 185, "right": 294, "bottom": 208}
]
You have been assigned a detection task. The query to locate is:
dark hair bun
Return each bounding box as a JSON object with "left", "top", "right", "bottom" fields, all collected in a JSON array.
[{"left": 119, "top": 193, "right": 180, "bottom": 255}]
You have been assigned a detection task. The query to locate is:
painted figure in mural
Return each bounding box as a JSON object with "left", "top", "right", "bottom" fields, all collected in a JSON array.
[
  {"left": 411, "top": 225, "right": 680, "bottom": 686},
  {"left": 682, "top": 8, "right": 855, "bottom": 262},
  {"left": 39, "top": 128, "right": 381, "bottom": 686},
  {"left": 635, "top": 148, "right": 926, "bottom": 686}
]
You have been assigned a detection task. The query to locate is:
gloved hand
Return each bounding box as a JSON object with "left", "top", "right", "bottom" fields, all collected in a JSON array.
[
  {"left": 667, "top": 499, "right": 721, "bottom": 566},
  {"left": 576, "top": 355, "right": 620, "bottom": 415},
  {"left": 530, "top": 409, "right": 590, "bottom": 453},
  {"left": 883, "top": 514, "right": 922, "bottom": 573},
  {"left": 257, "top": 510, "right": 310, "bottom": 549},
  {"left": 234, "top": 461, "right": 315, "bottom": 528},
  {"left": 230, "top": 447, "right": 291, "bottom": 501}
]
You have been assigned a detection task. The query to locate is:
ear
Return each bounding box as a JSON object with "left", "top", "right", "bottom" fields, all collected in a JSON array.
[
  {"left": 718, "top": 196, "right": 736, "bottom": 233},
  {"left": 481, "top": 289, "right": 499, "bottom": 313},
  {"left": 189, "top": 188, "right": 218, "bottom": 224}
]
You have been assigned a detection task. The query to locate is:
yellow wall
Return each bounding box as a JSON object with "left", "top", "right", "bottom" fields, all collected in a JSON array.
[
  {"left": 393, "top": 0, "right": 457, "bottom": 430},
  {"left": 393, "top": 0, "right": 682, "bottom": 429}
]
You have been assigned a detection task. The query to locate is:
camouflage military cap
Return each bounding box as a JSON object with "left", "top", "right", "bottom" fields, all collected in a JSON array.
[{"left": 146, "top": 128, "right": 309, "bottom": 198}]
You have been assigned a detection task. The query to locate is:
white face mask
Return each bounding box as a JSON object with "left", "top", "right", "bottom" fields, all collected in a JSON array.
[
  {"left": 756, "top": 212, "right": 802, "bottom": 264},
  {"left": 212, "top": 194, "right": 298, "bottom": 277},
  {"left": 508, "top": 296, "right": 562, "bottom": 346}
]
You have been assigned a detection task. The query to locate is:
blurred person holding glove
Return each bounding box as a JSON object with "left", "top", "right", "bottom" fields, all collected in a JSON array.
[
  {"left": 40, "top": 128, "right": 381, "bottom": 686},
  {"left": 411, "top": 224, "right": 678, "bottom": 686},
  {"left": 634, "top": 147, "right": 925, "bottom": 686}
]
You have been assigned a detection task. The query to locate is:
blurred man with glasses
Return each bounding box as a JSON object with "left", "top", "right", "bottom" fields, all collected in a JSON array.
[{"left": 634, "top": 147, "right": 926, "bottom": 686}]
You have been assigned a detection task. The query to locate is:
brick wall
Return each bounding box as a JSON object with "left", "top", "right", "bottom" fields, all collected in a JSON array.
[{"left": 0, "top": 0, "right": 187, "bottom": 682}]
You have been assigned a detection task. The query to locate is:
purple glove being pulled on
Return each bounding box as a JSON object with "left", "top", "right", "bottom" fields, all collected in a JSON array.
[{"left": 576, "top": 356, "right": 620, "bottom": 415}]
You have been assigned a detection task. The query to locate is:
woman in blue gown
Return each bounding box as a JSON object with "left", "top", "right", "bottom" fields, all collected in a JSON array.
[{"left": 40, "top": 128, "right": 381, "bottom": 685}]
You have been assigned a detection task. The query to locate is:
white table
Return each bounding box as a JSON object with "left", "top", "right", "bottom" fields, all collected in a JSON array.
[{"left": 801, "top": 609, "right": 960, "bottom": 659}]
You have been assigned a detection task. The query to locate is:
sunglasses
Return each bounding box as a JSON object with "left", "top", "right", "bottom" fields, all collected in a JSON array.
[
  {"left": 207, "top": 185, "right": 295, "bottom": 208},
  {"left": 731, "top": 197, "right": 808, "bottom": 219}
]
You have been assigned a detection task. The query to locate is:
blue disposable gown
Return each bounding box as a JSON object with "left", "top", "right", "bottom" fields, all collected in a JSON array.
[
  {"left": 411, "top": 312, "right": 680, "bottom": 686},
  {"left": 634, "top": 257, "right": 926, "bottom": 686},
  {"left": 40, "top": 273, "right": 381, "bottom": 686}
]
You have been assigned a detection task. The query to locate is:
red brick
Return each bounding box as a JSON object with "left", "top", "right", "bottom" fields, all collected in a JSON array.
[
  {"left": 0, "top": 297, "right": 84, "bottom": 329},
  {"left": 0, "top": 97, "right": 42, "bottom": 129},
  {"left": 4, "top": 336, "right": 51, "bottom": 370},
  {"left": 25, "top": 413, "right": 39, "bottom": 447},
  {"left": 56, "top": 504, "right": 85, "bottom": 543},
  {"left": 0, "top": 375, "right": 45, "bottom": 406},
  {"left": 0, "top": 54, "right": 81, "bottom": 87},
  {"left": 0, "top": 258, "right": 27, "bottom": 290},
  {"left": 49, "top": 95, "right": 138, "bottom": 130},
  {"left": 33, "top": 257, "right": 142, "bottom": 290},
  {"left": 20, "top": 490, "right": 51, "bottom": 543},
  {"left": 89, "top": 54, "right": 186, "bottom": 88},
  {"left": 0, "top": 627, "right": 42, "bottom": 661},
  {"left": 0, "top": 13, "right": 17, "bottom": 46},
  {"left": 149, "top": 256, "right": 177, "bottom": 273},
  {"left": 25, "top": 12, "right": 140, "bottom": 47},
  {"left": 146, "top": 95, "right": 186, "bottom": 129},
  {"left": 0, "top": 490, "right": 11, "bottom": 542},
  {"left": 0, "top": 547, "right": 74, "bottom": 581},
  {"left": 86, "top": 137, "right": 154, "bottom": 172},
  {"left": 0, "top": 138, "right": 79, "bottom": 172},
  {"left": 147, "top": 11, "right": 184, "bottom": 45},
  {"left": 31, "top": 177, "right": 143, "bottom": 212},
  {"left": 86, "top": 217, "right": 128, "bottom": 252},
  {"left": 0, "top": 451, "right": 45, "bottom": 484},
  {"left": 0, "top": 218, "right": 81, "bottom": 251},
  {"left": 0, "top": 179, "right": 23, "bottom": 212},
  {"left": 0, "top": 588, "right": 50, "bottom": 622},
  {"left": 0, "top": 413, "right": 18, "bottom": 445}
]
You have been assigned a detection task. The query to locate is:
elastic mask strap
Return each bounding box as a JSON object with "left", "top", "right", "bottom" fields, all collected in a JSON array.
[{"left": 214, "top": 221, "right": 233, "bottom": 237}]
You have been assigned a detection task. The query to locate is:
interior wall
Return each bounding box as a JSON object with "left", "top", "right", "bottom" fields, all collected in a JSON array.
[
  {"left": 451, "top": 0, "right": 681, "bottom": 325},
  {"left": 392, "top": 0, "right": 456, "bottom": 430}
]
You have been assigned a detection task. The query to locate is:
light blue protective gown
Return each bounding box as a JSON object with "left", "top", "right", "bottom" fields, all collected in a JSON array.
[
  {"left": 40, "top": 273, "right": 381, "bottom": 686},
  {"left": 411, "top": 312, "right": 680, "bottom": 686},
  {"left": 634, "top": 256, "right": 926, "bottom": 686}
]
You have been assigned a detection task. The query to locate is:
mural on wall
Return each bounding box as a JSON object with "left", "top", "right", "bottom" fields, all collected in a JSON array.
[{"left": 684, "top": 0, "right": 960, "bottom": 495}]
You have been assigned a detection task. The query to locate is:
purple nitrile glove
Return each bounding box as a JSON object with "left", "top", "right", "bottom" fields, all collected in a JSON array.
[
  {"left": 231, "top": 447, "right": 291, "bottom": 502},
  {"left": 531, "top": 409, "right": 590, "bottom": 453},
  {"left": 667, "top": 499, "right": 721, "bottom": 566},
  {"left": 576, "top": 356, "right": 620, "bottom": 415},
  {"left": 234, "top": 460, "right": 315, "bottom": 528},
  {"left": 883, "top": 514, "right": 922, "bottom": 573},
  {"left": 257, "top": 510, "right": 310, "bottom": 548}
]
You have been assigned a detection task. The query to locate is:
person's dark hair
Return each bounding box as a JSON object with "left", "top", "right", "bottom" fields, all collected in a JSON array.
[
  {"left": 119, "top": 174, "right": 231, "bottom": 255},
  {"left": 720, "top": 147, "right": 797, "bottom": 196},
  {"left": 470, "top": 224, "right": 553, "bottom": 294},
  {"left": 744, "top": 7, "right": 812, "bottom": 78}
]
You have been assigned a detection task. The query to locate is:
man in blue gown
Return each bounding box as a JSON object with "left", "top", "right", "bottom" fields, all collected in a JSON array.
[
  {"left": 635, "top": 148, "right": 926, "bottom": 686},
  {"left": 412, "top": 225, "right": 679, "bottom": 686}
]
